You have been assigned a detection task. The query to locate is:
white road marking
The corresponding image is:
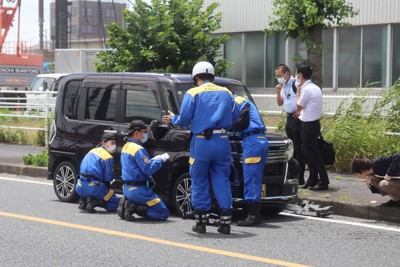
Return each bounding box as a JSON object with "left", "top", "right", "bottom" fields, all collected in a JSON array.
[
  {"left": 281, "top": 212, "right": 400, "bottom": 232},
  {"left": 0, "top": 176, "right": 52, "bottom": 185}
]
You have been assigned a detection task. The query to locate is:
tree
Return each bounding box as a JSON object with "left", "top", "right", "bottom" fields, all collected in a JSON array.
[
  {"left": 96, "top": 0, "right": 230, "bottom": 76},
  {"left": 266, "top": 0, "right": 358, "bottom": 87}
]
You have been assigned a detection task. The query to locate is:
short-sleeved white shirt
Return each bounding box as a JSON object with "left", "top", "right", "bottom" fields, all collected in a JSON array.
[{"left": 297, "top": 80, "right": 323, "bottom": 122}]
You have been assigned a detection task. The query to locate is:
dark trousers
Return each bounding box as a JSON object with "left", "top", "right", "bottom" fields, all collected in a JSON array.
[
  {"left": 286, "top": 115, "right": 305, "bottom": 182},
  {"left": 301, "top": 120, "right": 329, "bottom": 186}
]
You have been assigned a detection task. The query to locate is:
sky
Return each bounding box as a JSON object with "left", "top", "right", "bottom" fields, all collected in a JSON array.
[{"left": 5, "top": 0, "right": 133, "bottom": 48}]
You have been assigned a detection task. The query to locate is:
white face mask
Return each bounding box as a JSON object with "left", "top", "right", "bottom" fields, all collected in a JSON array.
[
  {"left": 277, "top": 77, "right": 286, "bottom": 85},
  {"left": 141, "top": 133, "right": 148, "bottom": 143},
  {"left": 106, "top": 144, "right": 116, "bottom": 153},
  {"left": 296, "top": 75, "right": 301, "bottom": 84}
]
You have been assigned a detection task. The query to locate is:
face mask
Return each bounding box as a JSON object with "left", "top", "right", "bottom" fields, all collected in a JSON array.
[
  {"left": 277, "top": 77, "right": 286, "bottom": 85},
  {"left": 106, "top": 144, "right": 116, "bottom": 153},
  {"left": 141, "top": 133, "right": 148, "bottom": 143},
  {"left": 296, "top": 75, "right": 301, "bottom": 84}
]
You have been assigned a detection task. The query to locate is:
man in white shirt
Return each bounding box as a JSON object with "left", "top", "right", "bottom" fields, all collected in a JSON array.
[
  {"left": 295, "top": 63, "right": 330, "bottom": 190},
  {"left": 275, "top": 64, "right": 305, "bottom": 185}
]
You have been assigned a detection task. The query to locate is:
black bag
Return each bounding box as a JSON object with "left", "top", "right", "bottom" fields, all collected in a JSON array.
[
  {"left": 318, "top": 134, "right": 335, "bottom": 165},
  {"left": 233, "top": 103, "right": 250, "bottom": 131}
]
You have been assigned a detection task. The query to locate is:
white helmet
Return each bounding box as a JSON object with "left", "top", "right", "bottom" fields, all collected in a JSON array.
[{"left": 192, "top": 61, "right": 215, "bottom": 80}]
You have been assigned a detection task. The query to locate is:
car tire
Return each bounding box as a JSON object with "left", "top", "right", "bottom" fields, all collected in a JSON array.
[
  {"left": 172, "top": 173, "right": 194, "bottom": 218},
  {"left": 53, "top": 161, "right": 79, "bottom": 202}
]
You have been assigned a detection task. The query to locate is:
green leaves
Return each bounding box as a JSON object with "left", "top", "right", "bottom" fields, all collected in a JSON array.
[{"left": 96, "top": 0, "right": 230, "bottom": 76}]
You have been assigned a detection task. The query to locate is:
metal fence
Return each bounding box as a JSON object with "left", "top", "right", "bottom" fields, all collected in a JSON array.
[{"left": 0, "top": 90, "right": 56, "bottom": 145}]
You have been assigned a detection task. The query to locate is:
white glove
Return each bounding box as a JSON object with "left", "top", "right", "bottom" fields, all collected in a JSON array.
[
  {"left": 152, "top": 153, "right": 169, "bottom": 162},
  {"left": 159, "top": 153, "right": 170, "bottom": 162}
]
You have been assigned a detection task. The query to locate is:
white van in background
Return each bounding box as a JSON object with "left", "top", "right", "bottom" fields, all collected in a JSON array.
[{"left": 26, "top": 73, "right": 68, "bottom": 111}]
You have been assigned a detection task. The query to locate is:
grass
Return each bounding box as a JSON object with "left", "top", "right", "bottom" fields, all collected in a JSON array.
[
  {"left": 318, "top": 194, "right": 331, "bottom": 199},
  {"left": 340, "top": 195, "right": 352, "bottom": 202}
]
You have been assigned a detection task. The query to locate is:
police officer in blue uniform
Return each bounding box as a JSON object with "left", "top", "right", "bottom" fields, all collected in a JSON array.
[
  {"left": 117, "top": 120, "right": 169, "bottom": 221},
  {"left": 233, "top": 95, "right": 269, "bottom": 226},
  {"left": 75, "top": 132, "right": 120, "bottom": 213},
  {"left": 162, "top": 61, "right": 239, "bottom": 234}
]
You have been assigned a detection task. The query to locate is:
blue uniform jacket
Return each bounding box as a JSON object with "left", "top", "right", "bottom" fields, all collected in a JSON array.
[
  {"left": 233, "top": 95, "right": 265, "bottom": 136},
  {"left": 79, "top": 146, "right": 114, "bottom": 182},
  {"left": 171, "top": 83, "right": 239, "bottom": 134},
  {"left": 120, "top": 138, "right": 163, "bottom": 182}
]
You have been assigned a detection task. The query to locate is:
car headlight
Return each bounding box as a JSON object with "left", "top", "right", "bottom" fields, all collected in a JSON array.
[{"left": 284, "top": 138, "right": 294, "bottom": 161}]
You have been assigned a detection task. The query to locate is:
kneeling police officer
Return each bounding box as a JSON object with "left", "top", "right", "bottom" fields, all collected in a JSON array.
[
  {"left": 75, "top": 132, "right": 120, "bottom": 213},
  {"left": 117, "top": 120, "right": 170, "bottom": 221}
]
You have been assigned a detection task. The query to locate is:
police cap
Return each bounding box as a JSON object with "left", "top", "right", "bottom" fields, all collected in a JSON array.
[{"left": 121, "top": 120, "right": 147, "bottom": 135}]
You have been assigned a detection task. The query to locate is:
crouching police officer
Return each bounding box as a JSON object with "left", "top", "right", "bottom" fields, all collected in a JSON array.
[
  {"left": 117, "top": 120, "right": 169, "bottom": 221},
  {"left": 233, "top": 95, "right": 268, "bottom": 226},
  {"left": 162, "top": 61, "right": 239, "bottom": 234},
  {"left": 75, "top": 132, "right": 120, "bottom": 213}
]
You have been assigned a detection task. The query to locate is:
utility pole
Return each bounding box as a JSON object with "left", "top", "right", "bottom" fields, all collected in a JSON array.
[
  {"left": 55, "top": 0, "right": 70, "bottom": 48},
  {"left": 39, "top": 0, "right": 44, "bottom": 50}
]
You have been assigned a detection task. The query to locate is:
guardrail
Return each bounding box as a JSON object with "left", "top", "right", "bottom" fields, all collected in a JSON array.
[{"left": 0, "top": 90, "right": 57, "bottom": 145}]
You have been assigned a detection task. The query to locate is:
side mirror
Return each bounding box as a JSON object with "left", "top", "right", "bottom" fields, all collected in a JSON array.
[{"left": 150, "top": 120, "right": 168, "bottom": 141}]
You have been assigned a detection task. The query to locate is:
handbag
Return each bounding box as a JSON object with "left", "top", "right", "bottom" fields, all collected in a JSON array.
[{"left": 318, "top": 134, "right": 335, "bottom": 165}]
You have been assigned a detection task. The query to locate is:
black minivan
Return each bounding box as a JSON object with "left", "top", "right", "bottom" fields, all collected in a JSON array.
[{"left": 48, "top": 73, "right": 299, "bottom": 216}]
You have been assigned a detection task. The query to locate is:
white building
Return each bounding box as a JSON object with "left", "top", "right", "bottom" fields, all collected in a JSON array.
[{"left": 204, "top": 0, "right": 400, "bottom": 92}]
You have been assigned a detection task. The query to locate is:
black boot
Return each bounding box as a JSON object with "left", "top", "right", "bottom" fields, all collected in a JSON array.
[
  {"left": 237, "top": 202, "right": 262, "bottom": 227},
  {"left": 192, "top": 210, "right": 208, "bottom": 233},
  {"left": 124, "top": 200, "right": 137, "bottom": 222},
  {"left": 135, "top": 205, "right": 148, "bottom": 217},
  {"left": 86, "top": 197, "right": 102, "bottom": 213},
  {"left": 78, "top": 197, "right": 87, "bottom": 210},
  {"left": 117, "top": 197, "right": 126, "bottom": 219},
  {"left": 217, "top": 210, "right": 232, "bottom": 234}
]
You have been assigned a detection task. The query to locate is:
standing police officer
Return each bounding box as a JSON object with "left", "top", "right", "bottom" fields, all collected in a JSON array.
[
  {"left": 75, "top": 132, "right": 120, "bottom": 213},
  {"left": 162, "top": 61, "right": 239, "bottom": 234},
  {"left": 117, "top": 120, "right": 170, "bottom": 221},
  {"left": 233, "top": 95, "right": 268, "bottom": 227}
]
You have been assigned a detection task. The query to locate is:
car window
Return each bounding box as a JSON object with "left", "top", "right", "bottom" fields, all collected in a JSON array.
[
  {"left": 31, "top": 77, "right": 56, "bottom": 91},
  {"left": 161, "top": 83, "right": 179, "bottom": 115},
  {"left": 85, "top": 85, "right": 117, "bottom": 121},
  {"left": 63, "top": 80, "right": 81, "bottom": 120},
  {"left": 123, "top": 84, "right": 161, "bottom": 124}
]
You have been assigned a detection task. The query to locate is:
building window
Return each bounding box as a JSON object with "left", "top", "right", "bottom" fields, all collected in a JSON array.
[
  {"left": 71, "top": 7, "right": 78, "bottom": 16},
  {"left": 265, "top": 32, "right": 285, "bottom": 88},
  {"left": 225, "top": 33, "right": 242, "bottom": 82},
  {"left": 82, "top": 7, "right": 93, "bottom": 17},
  {"left": 392, "top": 24, "right": 400, "bottom": 85},
  {"left": 246, "top": 32, "right": 264, "bottom": 87},
  {"left": 322, "top": 28, "right": 333, "bottom": 88},
  {"left": 105, "top": 9, "right": 113, "bottom": 18},
  {"left": 81, "top": 24, "right": 93, "bottom": 34},
  {"left": 338, "top": 27, "right": 361, "bottom": 88},
  {"left": 362, "top": 25, "right": 387, "bottom": 87},
  {"left": 71, "top": 24, "right": 78, "bottom": 34}
]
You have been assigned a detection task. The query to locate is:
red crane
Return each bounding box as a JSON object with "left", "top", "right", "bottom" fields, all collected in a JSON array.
[{"left": 0, "top": 0, "right": 21, "bottom": 55}]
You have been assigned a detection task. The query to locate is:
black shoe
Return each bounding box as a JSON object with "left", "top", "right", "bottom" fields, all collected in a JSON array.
[
  {"left": 192, "top": 224, "right": 206, "bottom": 233},
  {"left": 217, "top": 224, "right": 231, "bottom": 234},
  {"left": 117, "top": 197, "right": 126, "bottom": 220},
  {"left": 78, "top": 198, "right": 87, "bottom": 210},
  {"left": 86, "top": 197, "right": 101, "bottom": 213},
  {"left": 237, "top": 214, "right": 262, "bottom": 227},
  {"left": 381, "top": 199, "right": 400, "bottom": 207},
  {"left": 124, "top": 200, "right": 137, "bottom": 222},
  {"left": 312, "top": 184, "right": 329, "bottom": 191}
]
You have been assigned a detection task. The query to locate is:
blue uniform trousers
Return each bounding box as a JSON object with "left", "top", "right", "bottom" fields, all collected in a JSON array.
[
  {"left": 242, "top": 134, "right": 268, "bottom": 202},
  {"left": 123, "top": 185, "right": 169, "bottom": 220},
  {"left": 190, "top": 133, "right": 232, "bottom": 211},
  {"left": 75, "top": 179, "right": 119, "bottom": 211}
]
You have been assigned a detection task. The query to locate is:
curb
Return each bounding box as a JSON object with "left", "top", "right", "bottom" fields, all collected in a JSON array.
[
  {"left": 0, "top": 163, "right": 47, "bottom": 178},
  {"left": 299, "top": 198, "right": 400, "bottom": 224}
]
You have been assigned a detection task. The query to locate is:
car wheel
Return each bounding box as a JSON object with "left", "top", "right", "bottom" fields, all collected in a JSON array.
[
  {"left": 53, "top": 161, "right": 79, "bottom": 202},
  {"left": 172, "top": 173, "right": 194, "bottom": 217}
]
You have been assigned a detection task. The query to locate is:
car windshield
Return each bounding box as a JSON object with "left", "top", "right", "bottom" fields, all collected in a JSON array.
[
  {"left": 174, "top": 83, "right": 254, "bottom": 106},
  {"left": 30, "top": 77, "right": 56, "bottom": 91}
]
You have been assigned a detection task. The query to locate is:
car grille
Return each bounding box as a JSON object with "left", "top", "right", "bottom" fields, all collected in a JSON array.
[{"left": 230, "top": 140, "right": 288, "bottom": 163}]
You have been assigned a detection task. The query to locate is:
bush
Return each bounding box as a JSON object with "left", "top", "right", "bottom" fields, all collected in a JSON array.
[{"left": 22, "top": 151, "right": 48, "bottom": 167}]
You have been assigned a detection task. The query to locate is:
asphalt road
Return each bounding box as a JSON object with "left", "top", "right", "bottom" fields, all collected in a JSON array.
[{"left": 1, "top": 174, "right": 400, "bottom": 267}]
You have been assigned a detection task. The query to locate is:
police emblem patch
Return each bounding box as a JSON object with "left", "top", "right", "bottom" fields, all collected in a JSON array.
[{"left": 143, "top": 156, "right": 150, "bottom": 164}]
